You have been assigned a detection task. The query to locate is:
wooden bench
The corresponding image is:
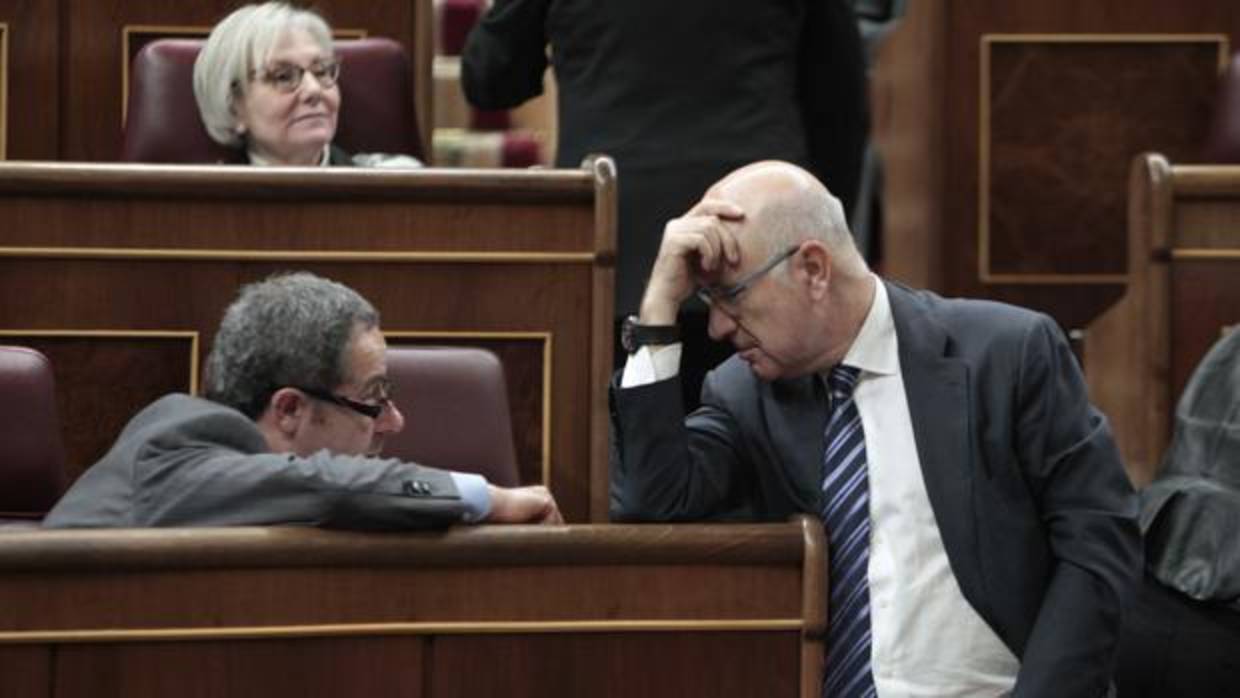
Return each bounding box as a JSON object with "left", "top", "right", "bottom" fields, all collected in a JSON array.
[
  {"left": 1086, "top": 152, "right": 1240, "bottom": 484},
  {"left": 0, "top": 159, "right": 615, "bottom": 521},
  {"left": 0, "top": 519, "right": 825, "bottom": 698}
]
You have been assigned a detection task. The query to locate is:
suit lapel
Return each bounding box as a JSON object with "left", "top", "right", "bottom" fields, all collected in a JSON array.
[
  {"left": 767, "top": 374, "right": 830, "bottom": 511},
  {"left": 887, "top": 283, "right": 984, "bottom": 597}
]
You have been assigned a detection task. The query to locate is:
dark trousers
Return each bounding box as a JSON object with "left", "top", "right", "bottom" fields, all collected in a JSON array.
[{"left": 1114, "top": 572, "right": 1240, "bottom": 697}]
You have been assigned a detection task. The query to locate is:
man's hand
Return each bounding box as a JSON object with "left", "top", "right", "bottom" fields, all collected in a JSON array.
[
  {"left": 485, "top": 485, "right": 564, "bottom": 524},
  {"left": 640, "top": 198, "right": 746, "bottom": 325}
]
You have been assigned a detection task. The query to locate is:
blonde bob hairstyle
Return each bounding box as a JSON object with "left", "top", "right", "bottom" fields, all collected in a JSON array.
[{"left": 193, "top": 2, "right": 335, "bottom": 147}]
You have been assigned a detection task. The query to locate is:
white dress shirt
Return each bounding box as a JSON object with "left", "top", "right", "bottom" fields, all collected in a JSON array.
[
  {"left": 622, "top": 278, "right": 1018, "bottom": 697},
  {"left": 448, "top": 472, "right": 491, "bottom": 523}
]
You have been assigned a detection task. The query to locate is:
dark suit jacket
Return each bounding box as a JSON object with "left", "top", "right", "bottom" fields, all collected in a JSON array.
[
  {"left": 43, "top": 394, "right": 465, "bottom": 529},
  {"left": 462, "top": 0, "right": 868, "bottom": 313},
  {"left": 610, "top": 281, "right": 1142, "bottom": 697}
]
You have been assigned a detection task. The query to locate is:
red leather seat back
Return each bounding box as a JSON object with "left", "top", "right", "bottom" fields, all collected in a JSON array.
[
  {"left": 123, "top": 37, "right": 424, "bottom": 163},
  {"left": 0, "top": 346, "right": 67, "bottom": 520},
  {"left": 383, "top": 347, "right": 520, "bottom": 487}
]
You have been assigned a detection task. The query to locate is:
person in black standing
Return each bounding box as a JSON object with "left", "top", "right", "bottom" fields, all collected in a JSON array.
[{"left": 462, "top": 0, "right": 869, "bottom": 409}]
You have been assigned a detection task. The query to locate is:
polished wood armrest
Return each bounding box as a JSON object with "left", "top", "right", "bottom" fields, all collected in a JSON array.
[{"left": 0, "top": 517, "right": 826, "bottom": 698}]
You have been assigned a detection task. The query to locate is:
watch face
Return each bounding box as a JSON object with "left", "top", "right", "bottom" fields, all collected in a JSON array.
[
  {"left": 620, "top": 316, "right": 677, "bottom": 353},
  {"left": 621, "top": 315, "right": 638, "bottom": 353}
]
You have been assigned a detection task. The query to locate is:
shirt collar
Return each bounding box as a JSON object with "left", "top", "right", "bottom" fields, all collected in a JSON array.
[
  {"left": 247, "top": 144, "right": 331, "bottom": 167},
  {"left": 837, "top": 275, "right": 898, "bottom": 378}
]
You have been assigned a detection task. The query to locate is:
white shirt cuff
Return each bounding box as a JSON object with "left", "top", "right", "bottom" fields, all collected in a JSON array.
[
  {"left": 620, "top": 343, "right": 683, "bottom": 388},
  {"left": 449, "top": 472, "right": 491, "bottom": 523}
]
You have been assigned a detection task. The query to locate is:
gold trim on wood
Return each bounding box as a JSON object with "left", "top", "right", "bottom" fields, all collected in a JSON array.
[
  {"left": 977, "top": 33, "right": 1230, "bottom": 284},
  {"left": 1125, "top": 153, "right": 1175, "bottom": 484},
  {"left": 0, "top": 22, "right": 8, "bottom": 160},
  {"left": 0, "top": 330, "right": 200, "bottom": 394},
  {"left": 796, "top": 516, "right": 827, "bottom": 698},
  {"left": 0, "top": 618, "right": 802, "bottom": 645},
  {"left": 980, "top": 273, "right": 1127, "bottom": 285},
  {"left": 120, "top": 24, "right": 208, "bottom": 126},
  {"left": 1169, "top": 165, "right": 1240, "bottom": 195},
  {"left": 588, "top": 155, "right": 617, "bottom": 521},
  {"left": 413, "top": 0, "right": 435, "bottom": 157},
  {"left": 543, "top": 335, "right": 553, "bottom": 487},
  {"left": 1170, "top": 249, "right": 1240, "bottom": 260},
  {"left": 383, "top": 330, "right": 553, "bottom": 485},
  {"left": 121, "top": 24, "right": 369, "bottom": 125},
  {"left": 983, "top": 33, "right": 1232, "bottom": 45},
  {"left": 0, "top": 247, "right": 596, "bottom": 264}
]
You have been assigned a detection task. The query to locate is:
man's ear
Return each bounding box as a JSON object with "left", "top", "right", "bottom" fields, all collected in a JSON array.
[
  {"left": 267, "top": 388, "right": 311, "bottom": 437},
  {"left": 797, "top": 241, "right": 832, "bottom": 299}
]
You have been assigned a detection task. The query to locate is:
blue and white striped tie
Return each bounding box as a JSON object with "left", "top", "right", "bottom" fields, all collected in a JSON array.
[{"left": 821, "top": 365, "right": 876, "bottom": 698}]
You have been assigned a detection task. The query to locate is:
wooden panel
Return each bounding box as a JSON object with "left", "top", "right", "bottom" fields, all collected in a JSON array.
[
  {"left": 0, "top": 0, "right": 59, "bottom": 159},
  {"left": 0, "top": 525, "right": 809, "bottom": 630},
  {"left": 0, "top": 644, "right": 49, "bottom": 698},
  {"left": 432, "top": 632, "right": 800, "bottom": 698},
  {"left": 2, "top": 563, "right": 799, "bottom": 630},
  {"left": 983, "top": 37, "right": 1221, "bottom": 279},
  {"left": 1175, "top": 201, "right": 1240, "bottom": 246},
  {"left": 54, "top": 637, "right": 424, "bottom": 698},
  {"left": 0, "top": 333, "right": 197, "bottom": 479},
  {"left": 875, "top": 0, "right": 1240, "bottom": 334},
  {"left": 0, "top": 521, "right": 825, "bottom": 698},
  {"left": 1169, "top": 260, "right": 1240, "bottom": 407},
  {"left": 0, "top": 161, "right": 615, "bottom": 522},
  {"left": 61, "top": 0, "right": 429, "bottom": 161},
  {"left": 868, "top": 0, "right": 945, "bottom": 291}
]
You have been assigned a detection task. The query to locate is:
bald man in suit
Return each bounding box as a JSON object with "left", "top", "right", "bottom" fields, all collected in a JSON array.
[{"left": 610, "top": 161, "right": 1140, "bottom": 697}]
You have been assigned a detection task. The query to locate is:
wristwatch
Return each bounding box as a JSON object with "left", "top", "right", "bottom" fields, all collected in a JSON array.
[{"left": 621, "top": 315, "right": 680, "bottom": 353}]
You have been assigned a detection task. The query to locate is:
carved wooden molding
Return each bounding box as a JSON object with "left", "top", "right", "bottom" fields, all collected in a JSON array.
[{"left": 979, "top": 34, "right": 1228, "bottom": 284}]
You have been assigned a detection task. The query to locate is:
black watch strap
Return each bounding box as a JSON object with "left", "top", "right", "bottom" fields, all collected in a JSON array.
[{"left": 621, "top": 315, "right": 680, "bottom": 353}]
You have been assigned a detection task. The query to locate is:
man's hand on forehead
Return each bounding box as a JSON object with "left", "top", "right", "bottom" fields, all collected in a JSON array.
[
  {"left": 680, "top": 199, "right": 746, "bottom": 274},
  {"left": 641, "top": 197, "right": 747, "bottom": 322}
]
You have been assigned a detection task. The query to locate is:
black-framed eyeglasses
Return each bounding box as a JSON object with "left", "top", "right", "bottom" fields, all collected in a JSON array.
[
  {"left": 294, "top": 385, "right": 392, "bottom": 420},
  {"left": 695, "top": 243, "right": 801, "bottom": 310},
  {"left": 250, "top": 58, "right": 341, "bottom": 93}
]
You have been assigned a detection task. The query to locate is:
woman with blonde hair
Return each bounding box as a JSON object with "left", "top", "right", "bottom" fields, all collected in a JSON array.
[{"left": 193, "top": 2, "right": 419, "bottom": 167}]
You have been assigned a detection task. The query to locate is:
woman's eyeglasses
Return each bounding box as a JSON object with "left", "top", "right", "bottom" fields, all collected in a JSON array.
[{"left": 251, "top": 59, "right": 341, "bottom": 93}]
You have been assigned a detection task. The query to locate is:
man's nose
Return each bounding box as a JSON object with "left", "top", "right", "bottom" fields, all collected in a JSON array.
[
  {"left": 707, "top": 304, "right": 738, "bottom": 342},
  {"left": 376, "top": 402, "right": 405, "bottom": 434}
]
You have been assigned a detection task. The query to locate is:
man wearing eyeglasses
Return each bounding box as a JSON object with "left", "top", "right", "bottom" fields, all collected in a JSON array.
[
  {"left": 44, "top": 272, "right": 561, "bottom": 529},
  {"left": 610, "top": 161, "right": 1140, "bottom": 697}
]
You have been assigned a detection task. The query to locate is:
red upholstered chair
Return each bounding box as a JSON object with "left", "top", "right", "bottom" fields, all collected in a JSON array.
[
  {"left": 122, "top": 37, "right": 424, "bottom": 163},
  {"left": 1204, "top": 52, "right": 1240, "bottom": 162},
  {"left": 0, "top": 346, "right": 67, "bottom": 523},
  {"left": 438, "top": 0, "right": 485, "bottom": 56},
  {"left": 383, "top": 347, "right": 520, "bottom": 487}
]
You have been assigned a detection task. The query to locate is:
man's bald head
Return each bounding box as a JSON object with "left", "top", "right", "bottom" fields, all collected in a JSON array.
[{"left": 707, "top": 161, "right": 865, "bottom": 277}]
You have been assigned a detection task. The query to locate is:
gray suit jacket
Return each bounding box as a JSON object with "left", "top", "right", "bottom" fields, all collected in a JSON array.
[
  {"left": 610, "top": 281, "right": 1141, "bottom": 698},
  {"left": 43, "top": 394, "right": 466, "bottom": 529},
  {"left": 1141, "top": 325, "right": 1240, "bottom": 608}
]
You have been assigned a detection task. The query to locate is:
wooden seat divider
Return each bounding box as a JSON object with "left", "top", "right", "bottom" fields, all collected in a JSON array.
[
  {"left": 0, "top": 158, "right": 616, "bottom": 522},
  {"left": 0, "top": 518, "right": 826, "bottom": 698},
  {"left": 1085, "top": 152, "right": 1240, "bottom": 484}
]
